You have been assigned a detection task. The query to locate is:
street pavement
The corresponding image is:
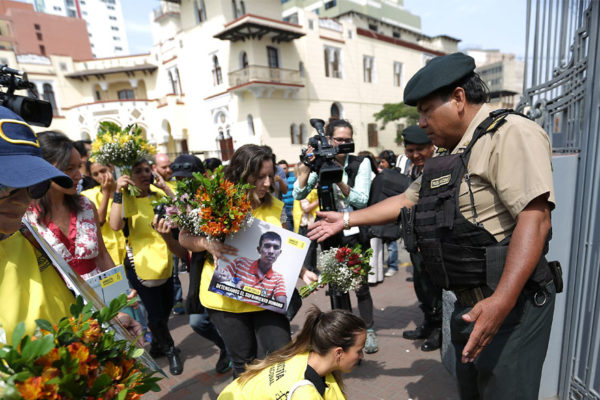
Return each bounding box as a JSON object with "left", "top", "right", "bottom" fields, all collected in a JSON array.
[{"left": 143, "top": 247, "right": 459, "bottom": 400}]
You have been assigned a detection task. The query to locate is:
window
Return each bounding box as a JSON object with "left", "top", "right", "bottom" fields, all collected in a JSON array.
[
  {"left": 82, "top": 11, "right": 87, "bottom": 15},
  {"left": 108, "top": 5, "right": 115, "bottom": 10},
  {"left": 117, "top": 89, "right": 134, "bottom": 100},
  {"left": 34, "top": 24, "right": 41, "bottom": 30},
  {"left": 53, "top": 6, "right": 61, "bottom": 11},
  {"left": 267, "top": 46, "right": 279, "bottom": 68},
  {"left": 168, "top": 67, "right": 183, "bottom": 95},
  {"left": 299, "top": 61, "right": 305, "bottom": 77},
  {"left": 109, "top": 16, "right": 117, "bottom": 20},
  {"left": 240, "top": 51, "right": 248, "bottom": 68},
  {"left": 195, "top": 0, "right": 207, "bottom": 23},
  {"left": 232, "top": 0, "right": 238, "bottom": 19},
  {"left": 367, "top": 123, "right": 378, "bottom": 147},
  {"left": 324, "top": 46, "right": 342, "bottom": 78},
  {"left": 212, "top": 55, "right": 222, "bottom": 85},
  {"left": 290, "top": 123, "right": 300, "bottom": 144},
  {"left": 59, "top": 62, "right": 67, "bottom": 71},
  {"left": 113, "top": 36, "right": 120, "bottom": 41},
  {"left": 111, "top": 26, "right": 119, "bottom": 31},
  {"left": 283, "top": 13, "right": 298, "bottom": 24},
  {"left": 114, "top": 46, "right": 122, "bottom": 51},
  {"left": 42, "top": 83, "right": 57, "bottom": 115},
  {"left": 299, "top": 123, "right": 307, "bottom": 143},
  {"left": 39, "top": 45, "right": 46, "bottom": 55},
  {"left": 330, "top": 102, "right": 341, "bottom": 119},
  {"left": 67, "top": 9, "right": 76, "bottom": 17},
  {"left": 363, "top": 56, "right": 374, "bottom": 83},
  {"left": 95, "top": 90, "right": 101, "bottom": 100},
  {"left": 347, "top": 29, "right": 352, "bottom": 39},
  {"left": 81, "top": 0, "right": 86, "bottom": 4},
  {"left": 392, "top": 31, "right": 400, "bottom": 39},
  {"left": 393, "top": 62, "right": 403, "bottom": 87},
  {"left": 368, "top": 24, "right": 377, "bottom": 32},
  {"left": 308, "top": 19, "right": 314, "bottom": 29},
  {"left": 240, "top": 0, "right": 245, "bottom": 15},
  {"left": 36, "top": 32, "right": 43, "bottom": 40},
  {"left": 247, "top": 114, "right": 255, "bottom": 136},
  {"left": 324, "top": 0, "right": 337, "bottom": 10}
]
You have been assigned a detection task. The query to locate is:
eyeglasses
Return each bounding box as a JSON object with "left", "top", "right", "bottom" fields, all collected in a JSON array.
[
  {"left": 171, "top": 162, "right": 194, "bottom": 172},
  {"left": 331, "top": 137, "right": 353, "bottom": 144},
  {"left": 0, "top": 180, "right": 51, "bottom": 200}
]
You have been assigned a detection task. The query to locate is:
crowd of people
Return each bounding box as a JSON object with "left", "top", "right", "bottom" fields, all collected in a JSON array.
[{"left": 0, "top": 52, "right": 558, "bottom": 400}]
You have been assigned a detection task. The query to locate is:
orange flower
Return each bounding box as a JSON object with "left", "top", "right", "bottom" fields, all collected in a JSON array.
[
  {"left": 67, "top": 342, "right": 89, "bottom": 363},
  {"left": 103, "top": 361, "right": 123, "bottom": 381},
  {"left": 16, "top": 376, "right": 44, "bottom": 400},
  {"left": 36, "top": 347, "right": 60, "bottom": 367},
  {"left": 81, "top": 319, "right": 102, "bottom": 343}
]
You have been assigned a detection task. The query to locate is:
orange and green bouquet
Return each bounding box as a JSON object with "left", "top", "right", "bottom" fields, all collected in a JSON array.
[
  {"left": 299, "top": 244, "right": 373, "bottom": 298},
  {"left": 155, "top": 165, "right": 253, "bottom": 241},
  {"left": 0, "top": 295, "right": 161, "bottom": 400},
  {"left": 90, "top": 122, "right": 156, "bottom": 197}
]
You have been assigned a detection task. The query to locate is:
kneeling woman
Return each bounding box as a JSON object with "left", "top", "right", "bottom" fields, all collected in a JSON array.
[
  {"left": 218, "top": 307, "right": 366, "bottom": 399},
  {"left": 109, "top": 158, "right": 187, "bottom": 375}
]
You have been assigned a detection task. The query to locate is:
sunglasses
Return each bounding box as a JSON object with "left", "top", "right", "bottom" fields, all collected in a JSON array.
[{"left": 0, "top": 180, "right": 51, "bottom": 200}]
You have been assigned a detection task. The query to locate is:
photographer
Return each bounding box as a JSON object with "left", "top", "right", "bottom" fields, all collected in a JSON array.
[{"left": 293, "top": 119, "right": 378, "bottom": 354}]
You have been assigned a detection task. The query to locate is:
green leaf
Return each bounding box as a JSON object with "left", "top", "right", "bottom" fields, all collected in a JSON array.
[
  {"left": 11, "top": 322, "right": 25, "bottom": 347},
  {"left": 90, "top": 373, "right": 112, "bottom": 393},
  {"left": 131, "top": 347, "right": 145, "bottom": 358},
  {"left": 117, "top": 389, "right": 130, "bottom": 400},
  {"left": 34, "top": 319, "right": 54, "bottom": 333}
]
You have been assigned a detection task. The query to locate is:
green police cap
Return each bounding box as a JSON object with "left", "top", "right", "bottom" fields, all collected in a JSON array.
[
  {"left": 403, "top": 52, "right": 476, "bottom": 106},
  {"left": 402, "top": 125, "right": 431, "bottom": 145}
]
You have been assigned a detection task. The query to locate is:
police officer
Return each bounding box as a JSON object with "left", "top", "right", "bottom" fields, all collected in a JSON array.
[
  {"left": 400, "top": 126, "right": 443, "bottom": 352},
  {"left": 308, "top": 53, "right": 556, "bottom": 400}
]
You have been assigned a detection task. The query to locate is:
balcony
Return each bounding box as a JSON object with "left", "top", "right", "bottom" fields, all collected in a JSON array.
[
  {"left": 153, "top": 1, "right": 180, "bottom": 22},
  {"left": 227, "top": 65, "right": 303, "bottom": 98},
  {"left": 215, "top": 14, "right": 304, "bottom": 43}
]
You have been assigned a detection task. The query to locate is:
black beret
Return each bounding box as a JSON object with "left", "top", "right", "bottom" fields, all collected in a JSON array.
[
  {"left": 403, "top": 125, "right": 431, "bottom": 144},
  {"left": 403, "top": 52, "right": 476, "bottom": 106}
]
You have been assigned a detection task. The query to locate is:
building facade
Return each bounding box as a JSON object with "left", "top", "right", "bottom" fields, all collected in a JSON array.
[
  {"left": 3, "top": 0, "right": 459, "bottom": 163},
  {"left": 20, "top": 0, "right": 129, "bottom": 58}
]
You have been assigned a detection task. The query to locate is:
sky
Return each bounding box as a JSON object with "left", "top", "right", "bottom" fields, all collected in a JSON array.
[{"left": 121, "top": 0, "right": 528, "bottom": 59}]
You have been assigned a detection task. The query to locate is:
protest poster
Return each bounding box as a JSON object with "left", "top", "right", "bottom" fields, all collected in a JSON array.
[{"left": 209, "top": 218, "right": 310, "bottom": 314}]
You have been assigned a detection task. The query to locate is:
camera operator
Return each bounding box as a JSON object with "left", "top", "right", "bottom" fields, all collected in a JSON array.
[{"left": 293, "top": 119, "right": 378, "bottom": 354}]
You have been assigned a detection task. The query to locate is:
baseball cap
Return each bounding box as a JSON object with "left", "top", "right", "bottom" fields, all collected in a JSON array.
[
  {"left": 171, "top": 154, "right": 205, "bottom": 178},
  {"left": 0, "top": 106, "right": 72, "bottom": 196}
]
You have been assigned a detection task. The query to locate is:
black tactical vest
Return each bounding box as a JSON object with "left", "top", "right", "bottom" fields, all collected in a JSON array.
[{"left": 414, "top": 109, "right": 551, "bottom": 291}]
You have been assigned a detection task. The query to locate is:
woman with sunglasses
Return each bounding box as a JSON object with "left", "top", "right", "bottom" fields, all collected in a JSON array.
[
  {"left": 180, "top": 144, "right": 318, "bottom": 378},
  {"left": 109, "top": 158, "right": 188, "bottom": 375},
  {"left": 0, "top": 109, "right": 143, "bottom": 344},
  {"left": 24, "top": 131, "right": 116, "bottom": 279}
]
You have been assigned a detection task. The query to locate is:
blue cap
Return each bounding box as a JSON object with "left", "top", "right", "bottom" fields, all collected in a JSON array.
[{"left": 0, "top": 106, "right": 72, "bottom": 189}]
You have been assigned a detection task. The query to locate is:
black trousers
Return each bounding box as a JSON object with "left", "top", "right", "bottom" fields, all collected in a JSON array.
[
  {"left": 207, "top": 309, "right": 291, "bottom": 378},
  {"left": 451, "top": 283, "right": 556, "bottom": 400},
  {"left": 410, "top": 251, "right": 443, "bottom": 325},
  {"left": 126, "top": 267, "right": 175, "bottom": 351}
]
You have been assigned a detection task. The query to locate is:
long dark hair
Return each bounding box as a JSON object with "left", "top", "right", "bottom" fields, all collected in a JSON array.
[
  {"left": 34, "top": 131, "right": 81, "bottom": 222},
  {"left": 224, "top": 144, "right": 274, "bottom": 208},
  {"left": 238, "top": 306, "right": 366, "bottom": 391}
]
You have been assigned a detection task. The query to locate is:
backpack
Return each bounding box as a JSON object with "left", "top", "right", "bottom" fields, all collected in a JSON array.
[{"left": 367, "top": 168, "right": 410, "bottom": 242}]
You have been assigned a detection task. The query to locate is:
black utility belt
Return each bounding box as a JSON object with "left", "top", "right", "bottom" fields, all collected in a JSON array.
[{"left": 453, "top": 280, "right": 554, "bottom": 308}]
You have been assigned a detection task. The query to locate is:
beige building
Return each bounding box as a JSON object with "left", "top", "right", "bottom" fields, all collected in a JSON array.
[{"left": 4, "top": 0, "right": 459, "bottom": 162}]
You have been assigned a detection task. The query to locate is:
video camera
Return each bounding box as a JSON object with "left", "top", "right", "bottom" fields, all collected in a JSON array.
[
  {"left": 299, "top": 118, "right": 354, "bottom": 211},
  {"left": 0, "top": 65, "right": 53, "bottom": 127}
]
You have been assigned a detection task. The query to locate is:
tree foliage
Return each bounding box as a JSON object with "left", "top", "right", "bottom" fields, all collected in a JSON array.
[{"left": 373, "top": 103, "right": 420, "bottom": 144}]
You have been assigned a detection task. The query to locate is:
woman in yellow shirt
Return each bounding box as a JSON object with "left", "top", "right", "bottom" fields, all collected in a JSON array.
[
  {"left": 109, "top": 158, "right": 188, "bottom": 375},
  {"left": 218, "top": 306, "right": 366, "bottom": 399},
  {"left": 180, "top": 144, "right": 318, "bottom": 378}
]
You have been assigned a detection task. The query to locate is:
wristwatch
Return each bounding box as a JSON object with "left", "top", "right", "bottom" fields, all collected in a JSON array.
[{"left": 343, "top": 211, "right": 350, "bottom": 230}]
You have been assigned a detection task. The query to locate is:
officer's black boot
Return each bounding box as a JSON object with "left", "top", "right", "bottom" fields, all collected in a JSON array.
[
  {"left": 421, "top": 326, "right": 442, "bottom": 352},
  {"left": 166, "top": 346, "right": 183, "bottom": 375},
  {"left": 402, "top": 322, "right": 432, "bottom": 340}
]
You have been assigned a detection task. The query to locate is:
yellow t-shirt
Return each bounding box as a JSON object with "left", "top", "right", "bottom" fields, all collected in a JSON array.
[
  {"left": 0, "top": 232, "right": 75, "bottom": 344},
  {"left": 200, "top": 198, "right": 284, "bottom": 313},
  {"left": 218, "top": 352, "right": 345, "bottom": 400},
  {"left": 122, "top": 190, "right": 173, "bottom": 280},
  {"left": 81, "top": 186, "right": 126, "bottom": 265}
]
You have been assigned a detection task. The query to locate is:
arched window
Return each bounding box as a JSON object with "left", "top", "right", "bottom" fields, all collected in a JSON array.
[
  {"left": 42, "top": 83, "right": 57, "bottom": 115},
  {"left": 240, "top": 1, "right": 246, "bottom": 15},
  {"left": 330, "top": 102, "right": 341, "bottom": 119},
  {"left": 240, "top": 51, "right": 248, "bottom": 69},
  {"left": 212, "top": 55, "right": 222, "bottom": 86},
  {"left": 299, "top": 123, "right": 307, "bottom": 144},
  {"left": 232, "top": 0, "right": 238, "bottom": 19},
  {"left": 247, "top": 114, "right": 255, "bottom": 136},
  {"left": 290, "top": 123, "right": 299, "bottom": 144}
]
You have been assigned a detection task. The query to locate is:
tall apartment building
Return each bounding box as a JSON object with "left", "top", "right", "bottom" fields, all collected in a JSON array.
[{"left": 20, "top": 0, "right": 128, "bottom": 58}]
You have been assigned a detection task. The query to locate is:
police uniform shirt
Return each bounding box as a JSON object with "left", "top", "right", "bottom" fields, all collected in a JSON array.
[{"left": 404, "top": 104, "right": 555, "bottom": 241}]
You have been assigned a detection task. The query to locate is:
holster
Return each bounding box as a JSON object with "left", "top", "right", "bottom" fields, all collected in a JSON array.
[{"left": 400, "top": 207, "right": 418, "bottom": 253}]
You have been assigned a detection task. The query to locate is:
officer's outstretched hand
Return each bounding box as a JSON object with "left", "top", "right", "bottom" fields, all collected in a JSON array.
[
  {"left": 460, "top": 294, "right": 513, "bottom": 363},
  {"left": 307, "top": 211, "right": 343, "bottom": 242}
]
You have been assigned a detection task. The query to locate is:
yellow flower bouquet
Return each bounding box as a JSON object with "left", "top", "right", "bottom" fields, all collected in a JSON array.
[
  {"left": 0, "top": 295, "right": 161, "bottom": 400},
  {"left": 90, "top": 122, "right": 156, "bottom": 196}
]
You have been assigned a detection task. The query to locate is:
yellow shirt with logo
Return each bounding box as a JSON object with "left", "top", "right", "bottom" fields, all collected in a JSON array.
[
  {"left": 200, "top": 198, "right": 283, "bottom": 313},
  {"left": 122, "top": 190, "right": 173, "bottom": 280},
  {"left": 218, "top": 352, "right": 345, "bottom": 400},
  {"left": 81, "top": 186, "right": 126, "bottom": 265},
  {"left": 0, "top": 232, "right": 75, "bottom": 344}
]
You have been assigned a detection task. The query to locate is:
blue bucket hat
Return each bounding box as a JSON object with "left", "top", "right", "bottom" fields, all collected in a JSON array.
[{"left": 0, "top": 106, "right": 72, "bottom": 192}]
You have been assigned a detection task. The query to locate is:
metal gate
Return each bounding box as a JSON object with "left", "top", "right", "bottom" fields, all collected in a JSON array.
[{"left": 517, "top": 0, "right": 600, "bottom": 398}]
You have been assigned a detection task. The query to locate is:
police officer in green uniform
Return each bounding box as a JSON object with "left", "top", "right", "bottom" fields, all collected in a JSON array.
[{"left": 308, "top": 53, "right": 557, "bottom": 400}]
